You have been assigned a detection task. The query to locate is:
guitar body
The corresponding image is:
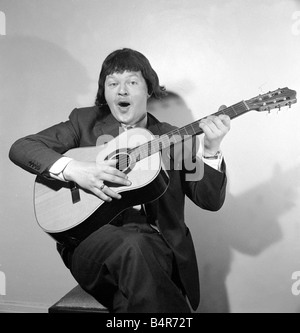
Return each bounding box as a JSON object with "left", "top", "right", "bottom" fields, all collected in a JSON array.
[{"left": 34, "top": 128, "right": 169, "bottom": 245}]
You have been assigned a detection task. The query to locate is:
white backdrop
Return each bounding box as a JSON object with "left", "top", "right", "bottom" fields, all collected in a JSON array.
[{"left": 1, "top": 0, "right": 300, "bottom": 312}]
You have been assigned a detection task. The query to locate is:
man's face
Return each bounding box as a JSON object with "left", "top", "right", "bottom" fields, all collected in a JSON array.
[{"left": 104, "top": 71, "right": 148, "bottom": 126}]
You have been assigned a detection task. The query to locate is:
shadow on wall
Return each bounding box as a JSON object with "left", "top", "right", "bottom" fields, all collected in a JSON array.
[
  {"left": 0, "top": 35, "right": 91, "bottom": 303},
  {"left": 148, "top": 92, "right": 300, "bottom": 313},
  {"left": 0, "top": 35, "right": 91, "bottom": 134}
]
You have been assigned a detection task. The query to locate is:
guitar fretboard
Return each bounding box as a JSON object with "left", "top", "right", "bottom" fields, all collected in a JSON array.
[{"left": 129, "top": 100, "right": 250, "bottom": 163}]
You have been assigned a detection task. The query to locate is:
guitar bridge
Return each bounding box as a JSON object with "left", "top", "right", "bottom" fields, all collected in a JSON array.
[{"left": 70, "top": 182, "right": 81, "bottom": 204}]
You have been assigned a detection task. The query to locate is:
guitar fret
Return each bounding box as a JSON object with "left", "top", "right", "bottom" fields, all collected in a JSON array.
[
  {"left": 187, "top": 123, "right": 198, "bottom": 135},
  {"left": 147, "top": 141, "right": 152, "bottom": 157},
  {"left": 224, "top": 108, "right": 237, "bottom": 118},
  {"left": 188, "top": 124, "right": 197, "bottom": 135},
  {"left": 230, "top": 105, "right": 238, "bottom": 115}
]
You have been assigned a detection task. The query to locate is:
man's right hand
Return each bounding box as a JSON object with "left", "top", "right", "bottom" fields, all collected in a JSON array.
[{"left": 63, "top": 159, "right": 131, "bottom": 202}]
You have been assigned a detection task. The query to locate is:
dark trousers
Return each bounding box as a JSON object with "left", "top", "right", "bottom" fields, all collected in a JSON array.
[{"left": 68, "top": 214, "right": 191, "bottom": 313}]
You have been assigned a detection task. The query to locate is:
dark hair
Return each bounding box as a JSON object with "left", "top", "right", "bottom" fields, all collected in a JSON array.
[{"left": 95, "top": 48, "right": 166, "bottom": 108}]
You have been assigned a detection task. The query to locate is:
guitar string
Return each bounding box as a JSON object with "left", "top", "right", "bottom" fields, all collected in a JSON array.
[{"left": 115, "top": 101, "right": 250, "bottom": 170}]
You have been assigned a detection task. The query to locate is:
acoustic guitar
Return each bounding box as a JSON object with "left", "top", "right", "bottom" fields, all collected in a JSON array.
[{"left": 33, "top": 87, "right": 297, "bottom": 246}]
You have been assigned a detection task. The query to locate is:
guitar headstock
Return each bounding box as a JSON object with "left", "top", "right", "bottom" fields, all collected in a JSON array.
[{"left": 245, "top": 87, "right": 297, "bottom": 112}]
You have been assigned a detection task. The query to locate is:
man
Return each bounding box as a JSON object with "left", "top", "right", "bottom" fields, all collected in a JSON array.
[{"left": 9, "top": 48, "right": 230, "bottom": 313}]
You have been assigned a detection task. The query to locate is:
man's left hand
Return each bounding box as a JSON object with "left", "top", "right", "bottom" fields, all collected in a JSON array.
[{"left": 199, "top": 113, "right": 231, "bottom": 156}]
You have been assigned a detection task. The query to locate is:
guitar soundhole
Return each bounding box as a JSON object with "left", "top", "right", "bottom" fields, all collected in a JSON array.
[{"left": 111, "top": 152, "right": 132, "bottom": 173}]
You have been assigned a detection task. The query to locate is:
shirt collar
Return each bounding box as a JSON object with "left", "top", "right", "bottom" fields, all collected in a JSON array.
[{"left": 120, "top": 113, "right": 148, "bottom": 130}]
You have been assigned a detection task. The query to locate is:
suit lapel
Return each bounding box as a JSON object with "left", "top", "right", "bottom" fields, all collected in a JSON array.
[
  {"left": 95, "top": 112, "right": 121, "bottom": 140},
  {"left": 146, "top": 113, "right": 163, "bottom": 136}
]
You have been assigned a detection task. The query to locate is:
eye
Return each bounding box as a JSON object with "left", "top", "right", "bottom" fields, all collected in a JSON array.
[
  {"left": 108, "top": 82, "right": 118, "bottom": 87},
  {"left": 129, "top": 80, "right": 138, "bottom": 85}
]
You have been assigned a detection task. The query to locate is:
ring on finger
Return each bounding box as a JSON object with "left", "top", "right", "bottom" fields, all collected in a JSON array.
[{"left": 100, "top": 184, "right": 105, "bottom": 191}]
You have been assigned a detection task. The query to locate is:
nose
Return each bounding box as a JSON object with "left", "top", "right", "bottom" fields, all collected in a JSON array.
[{"left": 118, "top": 83, "right": 128, "bottom": 96}]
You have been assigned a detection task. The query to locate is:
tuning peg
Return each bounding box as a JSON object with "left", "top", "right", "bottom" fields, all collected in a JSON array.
[
  {"left": 276, "top": 105, "right": 281, "bottom": 114},
  {"left": 265, "top": 107, "right": 271, "bottom": 116}
]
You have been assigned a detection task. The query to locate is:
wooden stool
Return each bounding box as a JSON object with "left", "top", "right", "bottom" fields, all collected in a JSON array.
[{"left": 49, "top": 285, "right": 109, "bottom": 313}]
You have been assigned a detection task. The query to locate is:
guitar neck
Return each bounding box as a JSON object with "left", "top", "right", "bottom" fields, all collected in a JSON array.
[
  {"left": 171, "top": 100, "right": 251, "bottom": 137},
  {"left": 130, "top": 100, "right": 251, "bottom": 162}
]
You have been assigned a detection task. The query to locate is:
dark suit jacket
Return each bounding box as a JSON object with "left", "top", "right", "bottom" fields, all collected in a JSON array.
[{"left": 9, "top": 106, "right": 227, "bottom": 310}]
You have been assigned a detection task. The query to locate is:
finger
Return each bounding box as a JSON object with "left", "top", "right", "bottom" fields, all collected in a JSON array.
[
  {"left": 101, "top": 185, "right": 122, "bottom": 200},
  {"left": 95, "top": 158, "right": 116, "bottom": 167},
  {"left": 98, "top": 173, "right": 132, "bottom": 186},
  {"left": 92, "top": 187, "right": 113, "bottom": 202},
  {"left": 218, "top": 104, "right": 227, "bottom": 111},
  {"left": 218, "top": 114, "right": 231, "bottom": 129},
  {"left": 199, "top": 117, "right": 221, "bottom": 134},
  {"left": 103, "top": 158, "right": 118, "bottom": 166},
  {"left": 104, "top": 158, "right": 129, "bottom": 170},
  {"left": 206, "top": 115, "right": 229, "bottom": 132},
  {"left": 199, "top": 120, "right": 214, "bottom": 136},
  {"left": 100, "top": 164, "right": 128, "bottom": 178},
  {"left": 109, "top": 166, "right": 129, "bottom": 179},
  {"left": 97, "top": 158, "right": 119, "bottom": 170}
]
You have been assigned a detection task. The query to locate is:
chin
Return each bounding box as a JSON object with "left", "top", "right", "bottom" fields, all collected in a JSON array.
[{"left": 117, "top": 116, "right": 133, "bottom": 125}]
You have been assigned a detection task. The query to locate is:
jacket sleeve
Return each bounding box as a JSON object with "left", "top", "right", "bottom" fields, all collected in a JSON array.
[
  {"left": 183, "top": 159, "right": 227, "bottom": 211},
  {"left": 9, "top": 109, "right": 80, "bottom": 177},
  {"left": 156, "top": 119, "right": 227, "bottom": 212}
]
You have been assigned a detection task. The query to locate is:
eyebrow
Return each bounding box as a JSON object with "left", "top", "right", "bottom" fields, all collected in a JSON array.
[{"left": 106, "top": 73, "right": 140, "bottom": 79}]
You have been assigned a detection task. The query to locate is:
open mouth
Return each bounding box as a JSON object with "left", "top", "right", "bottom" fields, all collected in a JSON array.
[
  {"left": 118, "top": 102, "right": 130, "bottom": 107},
  {"left": 117, "top": 101, "right": 131, "bottom": 110}
]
